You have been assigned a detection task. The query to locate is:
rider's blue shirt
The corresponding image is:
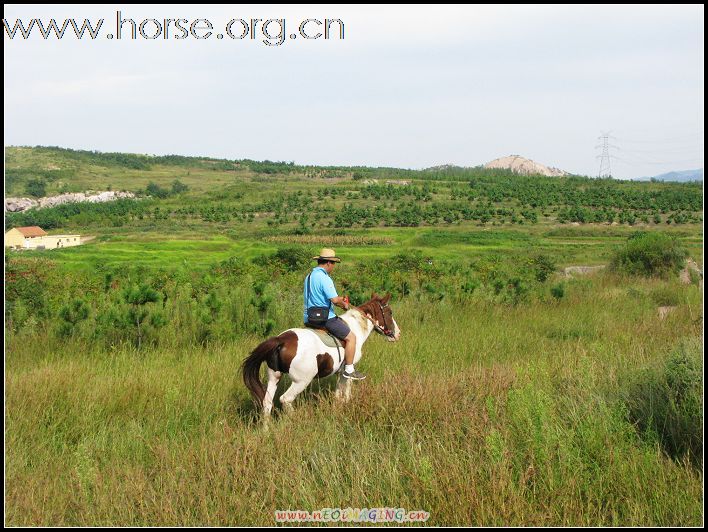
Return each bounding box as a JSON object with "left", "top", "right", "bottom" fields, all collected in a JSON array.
[{"left": 303, "top": 266, "right": 338, "bottom": 322}]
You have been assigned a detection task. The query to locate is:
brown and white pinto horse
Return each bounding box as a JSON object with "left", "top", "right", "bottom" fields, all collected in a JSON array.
[{"left": 242, "top": 293, "right": 400, "bottom": 418}]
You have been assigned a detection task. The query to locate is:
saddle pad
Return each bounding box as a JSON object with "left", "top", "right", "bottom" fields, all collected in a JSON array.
[{"left": 310, "top": 328, "right": 343, "bottom": 348}]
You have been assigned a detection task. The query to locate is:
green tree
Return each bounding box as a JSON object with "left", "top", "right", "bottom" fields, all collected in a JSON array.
[
  {"left": 122, "top": 284, "right": 162, "bottom": 348},
  {"left": 25, "top": 178, "right": 47, "bottom": 198},
  {"left": 250, "top": 281, "right": 275, "bottom": 335},
  {"left": 57, "top": 299, "right": 90, "bottom": 337}
]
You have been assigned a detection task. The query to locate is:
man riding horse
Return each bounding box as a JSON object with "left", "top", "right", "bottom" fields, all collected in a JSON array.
[
  {"left": 304, "top": 248, "right": 366, "bottom": 380},
  {"left": 242, "top": 253, "right": 400, "bottom": 417}
]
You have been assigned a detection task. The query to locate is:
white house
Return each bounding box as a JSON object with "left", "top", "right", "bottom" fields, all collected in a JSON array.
[{"left": 5, "top": 226, "right": 82, "bottom": 250}]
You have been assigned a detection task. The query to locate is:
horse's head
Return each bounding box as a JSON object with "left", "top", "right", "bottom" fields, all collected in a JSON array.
[{"left": 360, "top": 292, "right": 401, "bottom": 342}]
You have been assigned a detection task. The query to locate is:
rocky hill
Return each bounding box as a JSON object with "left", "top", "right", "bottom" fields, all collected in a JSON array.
[{"left": 483, "top": 155, "right": 570, "bottom": 177}]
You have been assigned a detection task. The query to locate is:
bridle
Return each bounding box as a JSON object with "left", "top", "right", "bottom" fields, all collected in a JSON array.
[{"left": 356, "top": 301, "right": 396, "bottom": 339}]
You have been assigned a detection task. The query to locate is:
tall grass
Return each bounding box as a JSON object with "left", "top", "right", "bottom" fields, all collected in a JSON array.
[
  {"left": 619, "top": 338, "right": 703, "bottom": 467},
  {"left": 5, "top": 274, "right": 703, "bottom": 525}
]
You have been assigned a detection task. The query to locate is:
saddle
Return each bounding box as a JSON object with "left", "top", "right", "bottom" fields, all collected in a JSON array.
[{"left": 305, "top": 325, "right": 344, "bottom": 349}]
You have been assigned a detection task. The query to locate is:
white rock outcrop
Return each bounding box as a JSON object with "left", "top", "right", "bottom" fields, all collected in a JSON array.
[
  {"left": 5, "top": 197, "right": 39, "bottom": 212},
  {"left": 5, "top": 191, "right": 136, "bottom": 212}
]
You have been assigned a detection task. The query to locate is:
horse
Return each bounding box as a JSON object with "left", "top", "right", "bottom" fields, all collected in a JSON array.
[{"left": 242, "top": 292, "right": 401, "bottom": 419}]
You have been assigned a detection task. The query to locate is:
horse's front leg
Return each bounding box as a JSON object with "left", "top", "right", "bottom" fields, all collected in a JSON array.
[{"left": 334, "top": 374, "right": 353, "bottom": 403}]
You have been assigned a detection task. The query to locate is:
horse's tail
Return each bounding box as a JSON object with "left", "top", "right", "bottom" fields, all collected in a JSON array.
[{"left": 242, "top": 336, "right": 283, "bottom": 406}]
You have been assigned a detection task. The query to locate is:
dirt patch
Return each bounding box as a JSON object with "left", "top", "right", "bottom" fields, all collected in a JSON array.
[
  {"left": 679, "top": 258, "right": 702, "bottom": 285},
  {"left": 563, "top": 265, "right": 606, "bottom": 278},
  {"left": 657, "top": 306, "right": 677, "bottom": 321}
]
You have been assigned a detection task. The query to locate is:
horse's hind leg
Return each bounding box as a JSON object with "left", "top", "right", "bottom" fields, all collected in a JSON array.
[
  {"left": 279, "top": 379, "right": 310, "bottom": 413},
  {"left": 263, "top": 369, "right": 281, "bottom": 418}
]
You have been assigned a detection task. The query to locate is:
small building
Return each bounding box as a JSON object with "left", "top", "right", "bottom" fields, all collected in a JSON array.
[{"left": 5, "top": 226, "right": 81, "bottom": 250}]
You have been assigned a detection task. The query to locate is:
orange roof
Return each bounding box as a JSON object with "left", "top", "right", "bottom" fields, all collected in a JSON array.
[{"left": 15, "top": 226, "right": 47, "bottom": 237}]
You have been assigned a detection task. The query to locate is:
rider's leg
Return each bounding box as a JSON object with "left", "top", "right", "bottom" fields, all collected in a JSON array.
[
  {"left": 343, "top": 330, "right": 356, "bottom": 365},
  {"left": 326, "top": 317, "right": 365, "bottom": 379},
  {"left": 325, "top": 317, "right": 355, "bottom": 364},
  {"left": 341, "top": 331, "right": 365, "bottom": 380}
]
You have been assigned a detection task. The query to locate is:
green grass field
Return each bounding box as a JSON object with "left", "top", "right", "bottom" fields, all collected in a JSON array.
[
  {"left": 4, "top": 147, "right": 704, "bottom": 525},
  {"left": 20, "top": 223, "right": 704, "bottom": 274},
  {"left": 6, "top": 275, "right": 703, "bottom": 525}
]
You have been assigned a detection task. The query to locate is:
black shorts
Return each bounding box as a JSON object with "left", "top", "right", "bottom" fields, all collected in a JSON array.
[
  {"left": 305, "top": 316, "right": 351, "bottom": 340},
  {"left": 325, "top": 317, "right": 351, "bottom": 340}
]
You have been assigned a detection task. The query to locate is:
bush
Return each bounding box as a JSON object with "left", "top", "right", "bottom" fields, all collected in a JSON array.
[
  {"left": 529, "top": 253, "right": 557, "bottom": 282},
  {"left": 623, "top": 339, "right": 703, "bottom": 467},
  {"left": 25, "top": 178, "right": 47, "bottom": 198},
  {"left": 57, "top": 298, "right": 90, "bottom": 337},
  {"left": 122, "top": 283, "right": 163, "bottom": 348},
  {"left": 5, "top": 258, "right": 52, "bottom": 324},
  {"left": 609, "top": 232, "right": 687, "bottom": 277},
  {"left": 550, "top": 282, "right": 565, "bottom": 300},
  {"left": 171, "top": 179, "right": 189, "bottom": 194},
  {"left": 212, "top": 256, "right": 247, "bottom": 278},
  {"left": 258, "top": 246, "right": 312, "bottom": 273},
  {"left": 389, "top": 250, "right": 427, "bottom": 272},
  {"left": 146, "top": 182, "right": 170, "bottom": 199}
]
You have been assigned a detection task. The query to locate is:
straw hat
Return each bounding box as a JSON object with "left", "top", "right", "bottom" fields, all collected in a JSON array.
[{"left": 312, "top": 248, "right": 341, "bottom": 262}]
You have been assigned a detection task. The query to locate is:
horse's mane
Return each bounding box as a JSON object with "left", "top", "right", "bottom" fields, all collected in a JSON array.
[
  {"left": 341, "top": 297, "right": 385, "bottom": 330},
  {"left": 340, "top": 306, "right": 369, "bottom": 330}
]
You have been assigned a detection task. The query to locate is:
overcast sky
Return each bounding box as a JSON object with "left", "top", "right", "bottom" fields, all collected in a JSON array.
[{"left": 3, "top": 4, "right": 704, "bottom": 178}]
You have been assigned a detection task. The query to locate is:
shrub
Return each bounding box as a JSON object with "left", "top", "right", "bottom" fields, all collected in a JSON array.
[
  {"left": 171, "top": 179, "right": 189, "bottom": 194},
  {"left": 622, "top": 339, "right": 703, "bottom": 467},
  {"left": 57, "top": 299, "right": 90, "bottom": 337},
  {"left": 529, "top": 253, "right": 557, "bottom": 282},
  {"left": 25, "top": 178, "right": 47, "bottom": 198},
  {"left": 122, "top": 283, "right": 162, "bottom": 348},
  {"left": 5, "top": 258, "right": 52, "bottom": 323},
  {"left": 609, "top": 232, "right": 687, "bottom": 277},
  {"left": 460, "top": 277, "right": 480, "bottom": 295},
  {"left": 389, "top": 250, "right": 426, "bottom": 272},
  {"left": 146, "top": 182, "right": 170, "bottom": 199},
  {"left": 550, "top": 282, "right": 565, "bottom": 300},
  {"left": 258, "top": 246, "right": 311, "bottom": 273},
  {"left": 212, "top": 256, "right": 247, "bottom": 278}
]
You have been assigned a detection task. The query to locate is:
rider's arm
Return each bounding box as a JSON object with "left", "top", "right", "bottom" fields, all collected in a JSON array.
[{"left": 330, "top": 296, "right": 350, "bottom": 310}]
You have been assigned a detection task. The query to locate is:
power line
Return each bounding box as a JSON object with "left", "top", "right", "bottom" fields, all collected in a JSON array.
[
  {"left": 612, "top": 155, "right": 704, "bottom": 166},
  {"left": 613, "top": 133, "right": 704, "bottom": 144},
  {"left": 596, "top": 131, "right": 703, "bottom": 172},
  {"left": 618, "top": 145, "right": 703, "bottom": 155}
]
